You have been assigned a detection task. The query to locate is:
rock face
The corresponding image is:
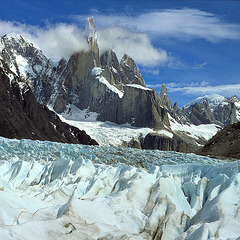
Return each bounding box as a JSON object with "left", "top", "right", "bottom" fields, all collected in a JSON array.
[
  {"left": 53, "top": 18, "right": 170, "bottom": 129},
  {"left": 142, "top": 131, "right": 204, "bottom": 153},
  {"left": 142, "top": 133, "right": 190, "bottom": 152},
  {"left": 196, "top": 121, "right": 240, "bottom": 159},
  {"left": 159, "top": 83, "right": 173, "bottom": 110},
  {"left": 0, "top": 62, "right": 98, "bottom": 145}
]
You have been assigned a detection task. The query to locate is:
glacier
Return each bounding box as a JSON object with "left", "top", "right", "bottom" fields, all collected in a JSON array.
[{"left": 0, "top": 137, "right": 240, "bottom": 239}]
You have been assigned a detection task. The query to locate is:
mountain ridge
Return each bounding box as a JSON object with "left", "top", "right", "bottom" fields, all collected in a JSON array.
[{"left": 0, "top": 18, "right": 239, "bottom": 152}]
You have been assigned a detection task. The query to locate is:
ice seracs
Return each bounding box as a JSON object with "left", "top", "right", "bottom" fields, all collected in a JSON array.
[{"left": 0, "top": 137, "right": 239, "bottom": 239}]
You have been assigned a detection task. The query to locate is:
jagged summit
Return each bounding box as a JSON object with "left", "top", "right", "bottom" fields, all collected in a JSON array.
[
  {"left": 84, "top": 17, "right": 99, "bottom": 66},
  {"left": 0, "top": 32, "right": 59, "bottom": 104},
  {"left": 228, "top": 95, "right": 240, "bottom": 103},
  {"left": 159, "top": 83, "right": 172, "bottom": 110},
  {"left": 2, "top": 32, "right": 36, "bottom": 47},
  {"left": 120, "top": 54, "right": 145, "bottom": 86}
]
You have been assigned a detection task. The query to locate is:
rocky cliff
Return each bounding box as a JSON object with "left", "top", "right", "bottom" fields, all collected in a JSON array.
[
  {"left": 0, "top": 60, "right": 98, "bottom": 145},
  {"left": 196, "top": 121, "right": 240, "bottom": 159},
  {"left": 53, "top": 18, "right": 170, "bottom": 129}
]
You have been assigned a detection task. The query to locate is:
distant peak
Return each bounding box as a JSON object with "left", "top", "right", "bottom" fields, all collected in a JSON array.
[
  {"left": 160, "top": 83, "right": 172, "bottom": 110},
  {"left": 161, "top": 83, "right": 167, "bottom": 89},
  {"left": 184, "top": 93, "right": 227, "bottom": 109},
  {"left": 228, "top": 95, "right": 240, "bottom": 102}
]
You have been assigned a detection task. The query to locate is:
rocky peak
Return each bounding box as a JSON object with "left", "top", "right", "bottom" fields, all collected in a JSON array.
[
  {"left": 0, "top": 33, "right": 60, "bottom": 105},
  {"left": 120, "top": 54, "right": 145, "bottom": 86},
  {"left": 228, "top": 95, "right": 240, "bottom": 103},
  {"left": 85, "top": 17, "right": 99, "bottom": 66},
  {"left": 173, "top": 102, "right": 178, "bottom": 112},
  {"left": 100, "top": 49, "right": 120, "bottom": 72},
  {"left": 2, "top": 33, "right": 36, "bottom": 49},
  {"left": 159, "top": 83, "right": 172, "bottom": 110},
  {"left": 85, "top": 17, "right": 97, "bottom": 43}
]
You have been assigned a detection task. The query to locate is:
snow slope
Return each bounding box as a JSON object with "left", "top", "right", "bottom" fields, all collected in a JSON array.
[
  {"left": 0, "top": 137, "right": 240, "bottom": 239},
  {"left": 59, "top": 104, "right": 219, "bottom": 147},
  {"left": 168, "top": 113, "right": 220, "bottom": 141},
  {"left": 184, "top": 94, "right": 227, "bottom": 109},
  {"left": 59, "top": 104, "right": 153, "bottom": 146}
]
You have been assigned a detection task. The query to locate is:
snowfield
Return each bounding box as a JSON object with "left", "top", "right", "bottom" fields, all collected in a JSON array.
[
  {"left": 0, "top": 137, "right": 240, "bottom": 239},
  {"left": 58, "top": 104, "right": 220, "bottom": 147}
]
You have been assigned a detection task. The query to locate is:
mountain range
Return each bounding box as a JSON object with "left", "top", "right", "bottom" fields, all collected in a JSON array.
[{"left": 0, "top": 18, "right": 239, "bottom": 156}]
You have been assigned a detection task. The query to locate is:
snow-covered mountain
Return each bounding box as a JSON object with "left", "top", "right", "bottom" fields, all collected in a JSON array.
[
  {"left": 184, "top": 94, "right": 227, "bottom": 109},
  {"left": 0, "top": 136, "right": 239, "bottom": 239},
  {"left": 1, "top": 17, "right": 239, "bottom": 152},
  {"left": 0, "top": 32, "right": 62, "bottom": 104},
  {"left": 0, "top": 49, "right": 97, "bottom": 145},
  {"left": 183, "top": 94, "right": 239, "bottom": 126}
]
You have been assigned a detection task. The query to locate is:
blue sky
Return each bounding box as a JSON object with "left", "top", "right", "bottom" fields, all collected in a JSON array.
[{"left": 1, "top": 0, "right": 240, "bottom": 106}]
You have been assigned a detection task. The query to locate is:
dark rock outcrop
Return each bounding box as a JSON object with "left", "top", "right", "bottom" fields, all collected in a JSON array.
[
  {"left": 187, "top": 100, "right": 214, "bottom": 125},
  {"left": 142, "top": 132, "right": 200, "bottom": 153},
  {"left": 196, "top": 121, "right": 240, "bottom": 159},
  {"left": 0, "top": 63, "right": 98, "bottom": 145}
]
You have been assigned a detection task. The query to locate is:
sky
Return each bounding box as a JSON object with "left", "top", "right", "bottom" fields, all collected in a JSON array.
[{"left": 0, "top": 0, "right": 240, "bottom": 106}]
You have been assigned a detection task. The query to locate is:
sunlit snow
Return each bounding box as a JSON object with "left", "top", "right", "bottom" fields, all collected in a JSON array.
[
  {"left": 92, "top": 67, "right": 124, "bottom": 98},
  {"left": 126, "top": 84, "right": 152, "bottom": 91},
  {"left": 59, "top": 104, "right": 153, "bottom": 146},
  {"left": 168, "top": 113, "right": 220, "bottom": 141},
  {"left": 184, "top": 94, "right": 227, "bottom": 109},
  {"left": 59, "top": 105, "right": 219, "bottom": 147}
]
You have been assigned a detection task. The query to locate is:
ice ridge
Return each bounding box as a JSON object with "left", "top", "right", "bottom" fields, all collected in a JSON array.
[{"left": 0, "top": 137, "right": 240, "bottom": 239}]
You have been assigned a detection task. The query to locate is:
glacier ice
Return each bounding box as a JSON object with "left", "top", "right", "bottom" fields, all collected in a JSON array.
[{"left": 0, "top": 136, "right": 240, "bottom": 239}]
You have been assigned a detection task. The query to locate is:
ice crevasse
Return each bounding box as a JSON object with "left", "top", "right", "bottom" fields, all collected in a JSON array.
[{"left": 0, "top": 137, "right": 240, "bottom": 239}]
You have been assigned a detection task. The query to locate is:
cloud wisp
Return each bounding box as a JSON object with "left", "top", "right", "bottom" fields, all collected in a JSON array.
[
  {"left": 148, "top": 82, "right": 240, "bottom": 98},
  {"left": 75, "top": 8, "right": 240, "bottom": 42}
]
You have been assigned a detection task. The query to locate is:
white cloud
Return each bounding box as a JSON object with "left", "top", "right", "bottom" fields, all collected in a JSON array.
[
  {"left": 0, "top": 20, "right": 167, "bottom": 66},
  {"left": 32, "top": 24, "right": 89, "bottom": 60},
  {"left": 0, "top": 21, "right": 37, "bottom": 37},
  {"left": 75, "top": 8, "right": 240, "bottom": 42},
  {"left": 166, "top": 82, "right": 240, "bottom": 97},
  {"left": 0, "top": 21, "right": 89, "bottom": 60},
  {"left": 98, "top": 27, "right": 168, "bottom": 66}
]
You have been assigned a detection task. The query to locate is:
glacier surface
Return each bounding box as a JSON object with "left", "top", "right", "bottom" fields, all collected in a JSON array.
[{"left": 0, "top": 137, "right": 240, "bottom": 239}]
